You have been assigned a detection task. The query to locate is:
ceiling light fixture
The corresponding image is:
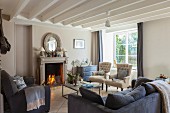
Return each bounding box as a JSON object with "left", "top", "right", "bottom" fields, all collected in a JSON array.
[{"left": 105, "top": 11, "right": 111, "bottom": 27}]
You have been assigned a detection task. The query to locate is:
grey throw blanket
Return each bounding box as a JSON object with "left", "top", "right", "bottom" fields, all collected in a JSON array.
[
  {"left": 149, "top": 80, "right": 170, "bottom": 113},
  {"left": 24, "top": 86, "right": 45, "bottom": 111}
]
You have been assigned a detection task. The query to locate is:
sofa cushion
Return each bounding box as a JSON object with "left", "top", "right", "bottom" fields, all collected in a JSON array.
[
  {"left": 127, "top": 86, "right": 146, "bottom": 100},
  {"left": 105, "top": 94, "right": 135, "bottom": 110},
  {"left": 116, "top": 89, "right": 132, "bottom": 95},
  {"left": 79, "top": 87, "right": 104, "bottom": 105},
  {"left": 142, "top": 83, "right": 156, "bottom": 95},
  {"left": 13, "top": 75, "right": 27, "bottom": 90},
  {"left": 117, "top": 69, "right": 128, "bottom": 80},
  {"left": 133, "top": 77, "right": 153, "bottom": 89}
]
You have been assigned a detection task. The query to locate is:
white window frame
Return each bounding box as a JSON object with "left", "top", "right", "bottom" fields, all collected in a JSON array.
[{"left": 113, "top": 29, "right": 137, "bottom": 68}]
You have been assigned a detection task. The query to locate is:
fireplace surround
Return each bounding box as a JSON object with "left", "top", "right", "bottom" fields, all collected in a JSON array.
[{"left": 39, "top": 57, "right": 68, "bottom": 85}]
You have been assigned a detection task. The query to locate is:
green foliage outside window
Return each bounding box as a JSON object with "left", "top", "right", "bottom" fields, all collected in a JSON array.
[{"left": 115, "top": 31, "right": 138, "bottom": 67}]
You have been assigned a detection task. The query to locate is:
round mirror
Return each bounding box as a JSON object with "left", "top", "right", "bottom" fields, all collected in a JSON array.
[{"left": 43, "top": 33, "right": 61, "bottom": 52}]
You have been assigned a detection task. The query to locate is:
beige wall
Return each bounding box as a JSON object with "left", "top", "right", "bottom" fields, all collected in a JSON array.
[
  {"left": 31, "top": 25, "right": 92, "bottom": 78},
  {"left": 16, "top": 25, "right": 32, "bottom": 76},
  {"left": 1, "top": 20, "right": 91, "bottom": 79},
  {"left": 1, "top": 19, "right": 16, "bottom": 76},
  {"left": 143, "top": 17, "right": 170, "bottom": 79}
]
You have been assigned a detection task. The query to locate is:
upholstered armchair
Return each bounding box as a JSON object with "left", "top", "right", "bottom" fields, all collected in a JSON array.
[
  {"left": 89, "top": 62, "right": 111, "bottom": 90},
  {"left": 1, "top": 70, "right": 50, "bottom": 113},
  {"left": 105, "top": 64, "right": 132, "bottom": 91}
]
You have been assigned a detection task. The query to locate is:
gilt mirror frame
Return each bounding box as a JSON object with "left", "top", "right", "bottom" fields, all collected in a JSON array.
[{"left": 43, "top": 33, "right": 62, "bottom": 53}]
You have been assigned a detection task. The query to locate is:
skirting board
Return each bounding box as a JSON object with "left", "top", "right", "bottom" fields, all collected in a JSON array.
[{"left": 0, "top": 93, "right": 4, "bottom": 113}]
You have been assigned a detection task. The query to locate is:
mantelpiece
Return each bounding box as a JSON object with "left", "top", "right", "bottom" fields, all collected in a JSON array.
[{"left": 38, "top": 57, "right": 68, "bottom": 84}]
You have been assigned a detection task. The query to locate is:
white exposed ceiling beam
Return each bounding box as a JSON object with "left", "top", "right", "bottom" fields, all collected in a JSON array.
[
  {"left": 72, "top": 0, "right": 167, "bottom": 26},
  {"left": 62, "top": 0, "right": 144, "bottom": 25},
  {"left": 29, "top": 0, "right": 60, "bottom": 19},
  {"left": 12, "top": 18, "right": 89, "bottom": 31},
  {"left": 91, "top": 12, "right": 170, "bottom": 31},
  {"left": 10, "top": 0, "right": 30, "bottom": 19},
  {"left": 53, "top": 0, "right": 115, "bottom": 23},
  {"left": 83, "top": 1, "right": 170, "bottom": 28},
  {"left": 41, "top": 0, "right": 87, "bottom": 21},
  {"left": 91, "top": 23, "right": 137, "bottom": 32},
  {"left": 90, "top": 7, "right": 170, "bottom": 30}
]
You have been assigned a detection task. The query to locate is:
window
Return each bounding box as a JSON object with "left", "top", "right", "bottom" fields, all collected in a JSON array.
[{"left": 114, "top": 30, "right": 138, "bottom": 68}]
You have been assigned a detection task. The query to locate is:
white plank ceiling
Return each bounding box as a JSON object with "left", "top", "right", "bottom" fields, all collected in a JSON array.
[{"left": 0, "top": 0, "right": 170, "bottom": 31}]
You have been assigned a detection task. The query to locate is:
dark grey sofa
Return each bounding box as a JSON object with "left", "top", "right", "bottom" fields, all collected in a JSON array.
[
  {"left": 68, "top": 92, "right": 161, "bottom": 113},
  {"left": 1, "top": 70, "right": 50, "bottom": 113},
  {"left": 68, "top": 77, "right": 162, "bottom": 113}
]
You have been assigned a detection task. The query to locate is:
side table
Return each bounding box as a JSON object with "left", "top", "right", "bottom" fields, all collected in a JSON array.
[{"left": 77, "top": 65, "right": 97, "bottom": 81}]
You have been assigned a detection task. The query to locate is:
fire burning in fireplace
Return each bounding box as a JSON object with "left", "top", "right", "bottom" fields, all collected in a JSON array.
[{"left": 47, "top": 75, "right": 56, "bottom": 86}]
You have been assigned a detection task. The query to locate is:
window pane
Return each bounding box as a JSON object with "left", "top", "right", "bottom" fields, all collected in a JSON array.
[
  {"left": 116, "top": 56, "right": 126, "bottom": 63},
  {"left": 116, "top": 34, "right": 126, "bottom": 44},
  {"left": 116, "top": 45, "right": 126, "bottom": 55},
  {"left": 128, "top": 45, "right": 137, "bottom": 55},
  {"left": 128, "top": 55, "right": 137, "bottom": 67},
  {"left": 128, "top": 32, "right": 138, "bottom": 44}
]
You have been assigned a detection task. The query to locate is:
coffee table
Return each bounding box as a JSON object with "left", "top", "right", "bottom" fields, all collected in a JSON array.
[{"left": 62, "top": 81, "right": 101, "bottom": 99}]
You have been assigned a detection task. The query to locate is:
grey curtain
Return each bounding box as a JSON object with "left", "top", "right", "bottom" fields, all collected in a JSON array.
[
  {"left": 98, "top": 30, "right": 103, "bottom": 62},
  {"left": 91, "top": 31, "right": 103, "bottom": 66},
  {"left": 137, "top": 22, "right": 144, "bottom": 77}
]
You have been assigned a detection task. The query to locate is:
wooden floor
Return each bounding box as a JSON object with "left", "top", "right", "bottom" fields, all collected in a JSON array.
[{"left": 49, "top": 85, "right": 120, "bottom": 113}]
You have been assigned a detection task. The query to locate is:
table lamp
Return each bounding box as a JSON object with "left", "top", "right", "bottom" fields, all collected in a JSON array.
[{"left": 39, "top": 47, "right": 45, "bottom": 57}]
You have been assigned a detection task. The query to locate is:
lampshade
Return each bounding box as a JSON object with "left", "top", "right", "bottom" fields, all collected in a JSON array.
[
  {"left": 39, "top": 47, "right": 45, "bottom": 51},
  {"left": 105, "top": 19, "right": 111, "bottom": 27},
  {"left": 105, "top": 11, "right": 111, "bottom": 27}
]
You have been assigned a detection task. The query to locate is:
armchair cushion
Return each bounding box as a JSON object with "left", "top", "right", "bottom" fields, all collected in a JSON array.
[
  {"left": 92, "top": 70, "right": 105, "bottom": 76},
  {"left": 117, "top": 69, "right": 128, "bottom": 80},
  {"left": 97, "top": 70, "right": 105, "bottom": 75}
]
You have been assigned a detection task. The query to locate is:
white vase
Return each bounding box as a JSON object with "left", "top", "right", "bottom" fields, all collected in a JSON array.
[{"left": 0, "top": 93, "right": 4, "bottom": 113}]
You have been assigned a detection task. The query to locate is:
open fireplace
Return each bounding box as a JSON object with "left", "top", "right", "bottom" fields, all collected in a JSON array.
[
  {"left": 45, "top": 63, "right": 64, "bottom": 85},
  {"left": 39, "top": 57, "right": 68, "bottom": 85}
]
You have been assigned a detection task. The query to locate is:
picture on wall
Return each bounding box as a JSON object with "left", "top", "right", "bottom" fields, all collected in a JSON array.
[{"left": 73, "top": 39, "right": 85, "bottom": 49}]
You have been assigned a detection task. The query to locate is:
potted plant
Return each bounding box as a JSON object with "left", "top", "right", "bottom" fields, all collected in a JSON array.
[
  {"left": 67, "top": 72, "right": 74, "bottom": 84},
  {"left": 67, "top": 71, "right": 80, "bottom": 86}
]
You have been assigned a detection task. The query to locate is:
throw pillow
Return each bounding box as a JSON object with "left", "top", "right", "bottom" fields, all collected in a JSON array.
[
  {"left": 117, "top": 69, "right": 128, "bottom": 80},
  {"left": 133, "top": 77, "right": 153, "bottom": 89},
  {"left": 97, "top": 70, "right": 105, "bottom": 75},
  {"left": 141, "top": 83, "right": 156, "bottom": 95},
  {"left": 127, "top": 85, "right": 146, "bottom": 101},
  {"left": 13, "top": 75, "right": 27, "bottom": 90},
  {"left": 79, "top": 87, "right": 104, "bottom": 105},
  {"left": 105, "top": 94, "right": 135, "bottom": 110}
]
